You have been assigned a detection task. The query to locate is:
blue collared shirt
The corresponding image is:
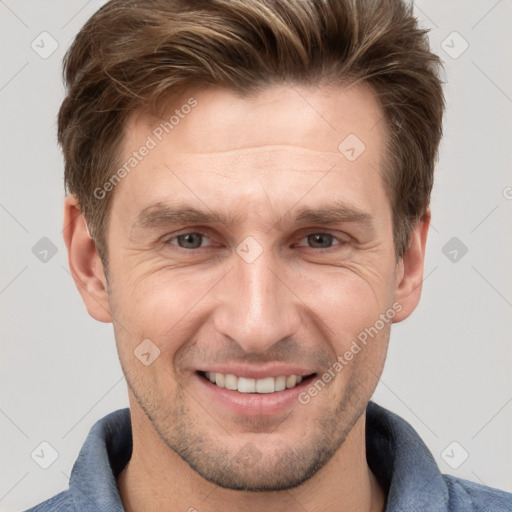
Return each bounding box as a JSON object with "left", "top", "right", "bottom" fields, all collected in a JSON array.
[{"left": 25, "top": 401, "right": 512, "bottom": 511}]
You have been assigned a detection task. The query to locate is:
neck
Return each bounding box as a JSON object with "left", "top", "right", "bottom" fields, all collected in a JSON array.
[{"left": 118, "top": 402, "right": 385, "bottom": 512}]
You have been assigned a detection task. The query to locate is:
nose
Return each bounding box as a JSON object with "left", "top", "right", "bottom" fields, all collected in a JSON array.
[{"left": 212, "top": 245, "right": 302, "bottom": 353}]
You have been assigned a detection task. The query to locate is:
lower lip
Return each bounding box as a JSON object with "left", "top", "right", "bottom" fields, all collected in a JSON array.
[{"left": 194, "top": 372, "right": 316, "bottom": 417}]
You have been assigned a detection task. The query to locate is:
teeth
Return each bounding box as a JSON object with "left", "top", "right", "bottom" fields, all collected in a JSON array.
[
  {"left": 215, "top": 373, "right": 225, "bottom": 388},
  {"left": 275, "top": 376, "right": 286, "bottom": 391},
  {"left": 204, "top": 372, "right": 308, "bottom": 393},
  {"left": 286, "top": 375, "right": 297, "bottom": 388},
  {"left": 238, "top": 377, "right": 256, "bottom": 393},
  {"left": 256, "top": 377, "right": 274, "bottom": 393},
  {"left": 224, "top": 374, "right": 238, "bottom": 390}
]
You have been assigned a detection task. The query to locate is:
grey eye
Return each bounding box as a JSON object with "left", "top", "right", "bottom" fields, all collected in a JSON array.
[
  {"left": 175, "top": 233, "right": 205, "bottom": 249},
  {"left": 306, "top": 233, "right": 336, "bottom": 249}
]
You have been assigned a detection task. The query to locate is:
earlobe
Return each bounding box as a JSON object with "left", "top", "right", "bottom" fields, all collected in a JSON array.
[
  {"left": 62, "top": 195, "right": 113, "bottom": 323},
  {"left": 392, "top": 211, "right": 430, "bottom": 323}
]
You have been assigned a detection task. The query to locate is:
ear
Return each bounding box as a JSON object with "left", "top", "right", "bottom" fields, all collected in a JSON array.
[
  {"left": 62, "top": 195, "right": 112, "bottom": 323},
  {"left": 392, "top": 210, "right": 430, "bottom": 323}
]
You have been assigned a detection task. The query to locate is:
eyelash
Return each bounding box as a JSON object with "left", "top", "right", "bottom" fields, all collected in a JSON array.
[{"left": 163, "top": 230, "right": 348, "bottom": 251}]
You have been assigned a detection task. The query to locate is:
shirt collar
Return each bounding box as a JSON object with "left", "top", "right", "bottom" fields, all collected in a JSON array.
[
  {"left": 366, "top": 401, "right": 450, "bottom": 510},
  {"left": 69, "top": 407, "right": 131, "bottom": 511}
]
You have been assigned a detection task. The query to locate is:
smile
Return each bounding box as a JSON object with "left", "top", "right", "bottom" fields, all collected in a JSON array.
[{"left": 201, "top": 371, "right": 314, "bottom": 394}]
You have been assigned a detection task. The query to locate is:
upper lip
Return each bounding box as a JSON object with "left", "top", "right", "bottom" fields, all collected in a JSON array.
[{"left": 197, "top": 364, "right": 316, "bottom": 380}]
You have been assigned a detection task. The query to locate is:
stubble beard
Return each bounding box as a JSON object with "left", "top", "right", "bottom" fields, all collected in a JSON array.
[{"left": 123, "top": 365, "right": 369, "bottom": 492}]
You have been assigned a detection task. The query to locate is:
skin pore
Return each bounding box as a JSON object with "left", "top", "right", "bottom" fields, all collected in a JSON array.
[{"left": 63, "top": 83, "right": 429, "bottom": 512}]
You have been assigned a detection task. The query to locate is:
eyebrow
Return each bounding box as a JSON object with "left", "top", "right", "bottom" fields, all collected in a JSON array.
[{"left": 134, "top": 201, "right": 375, "bottom": 233}]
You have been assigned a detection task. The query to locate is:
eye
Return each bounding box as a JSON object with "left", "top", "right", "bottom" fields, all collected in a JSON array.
[
  {"left": 167, "top": 231, "right": 212, "bottom": 250},
  {"left": 296, "top": 233, "right": 344, "bottom": 250},
  {"left": 164, "top": 231, "right": 347, "bottom": 252}
]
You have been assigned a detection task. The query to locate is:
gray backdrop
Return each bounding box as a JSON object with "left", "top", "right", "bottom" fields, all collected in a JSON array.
[{"left": 1, "top": 1, "right": 511, "bottom": 510}]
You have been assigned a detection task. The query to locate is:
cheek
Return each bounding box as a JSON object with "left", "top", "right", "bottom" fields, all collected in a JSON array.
[
  {"left": 298, "top": 265, "right": 393, "bottom": 346},
  {"left": 110, "top": 267, "right": 215, "bottom": 352}
]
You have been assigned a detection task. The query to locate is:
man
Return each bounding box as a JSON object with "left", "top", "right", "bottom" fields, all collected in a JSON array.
[{"left": 26, "top": 0, "right": 512, "bottom": 511}]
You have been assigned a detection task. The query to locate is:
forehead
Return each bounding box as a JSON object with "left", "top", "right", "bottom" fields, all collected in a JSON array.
[
  {"left": 128, "top": 82, "right": 385, "bottom": 154},
  {"left": 112, "top": 83, "right": 389, "bottom": 227}
]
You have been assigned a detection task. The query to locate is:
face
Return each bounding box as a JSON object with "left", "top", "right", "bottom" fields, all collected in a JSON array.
[{"left": 74, "top": 83, "right": 422, "bottom": 491}]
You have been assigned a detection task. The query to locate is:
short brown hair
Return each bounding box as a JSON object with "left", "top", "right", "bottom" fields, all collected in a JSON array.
[{"left": 58, "top": 0, "right": 445, "bottom": 268}]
